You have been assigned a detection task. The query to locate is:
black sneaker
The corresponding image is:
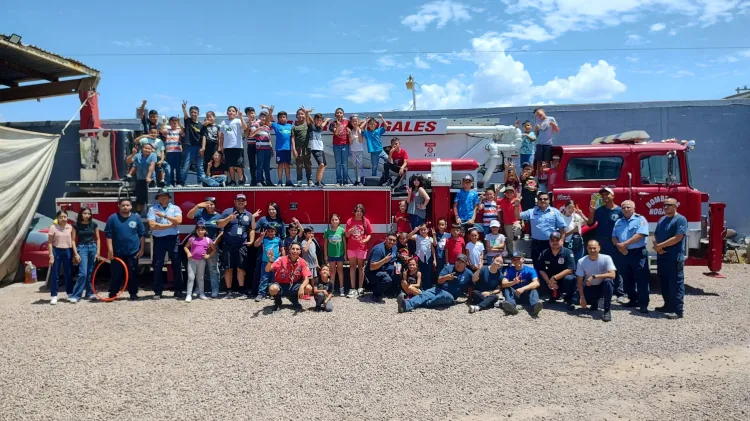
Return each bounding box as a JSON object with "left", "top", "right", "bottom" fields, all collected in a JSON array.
[
  {"left": 602, "top": 310, "right": 612, "bottom": 322},
  {"left": 501, "top": 301, "right": 519, "bottom": 315},
  {"left": 639, "top": 307, "right": 649, "bottom": 314},
  {"left": 285, "top": 181, "right": 294, "bottom": 187},
  {"left": 272, "top": 305, "right": 281, "bottom": 313},
  {"left": 277, "top": 182, "right": 284, "bottom": 187},
  {"left": 588, "top": 305, "right": 598, "bottom": 312},
  {"left": 565, "top": 302, "right": 575, "bottom": 311},
  {"left": 531, "top": 302, "right": 543, "bottom": 316},
  {"left": 228, "top": 181, "right": 236, "bottom": 187},
  {"left": 293, "top": 304, "right": 303, "bottom": 312},
  {"left": 654, "top": 306, "right": 669, "bottom": 313},
  {"left": 319, "top": 181, "right": 326, "bottom": 187},
  {"left": 622, "top": 300, "right": 638, "bottom": 308},
  {"left": 264, "top": 181, "right": 274, "bottom": 187},
  {"left": 129, "top": 295, "right": 139, "bottom": 301},
  {"left": 238, "top": 179, "right": 246, "bottom": 186},
  {"left": 664, "top": 312, "right": 683, "bottom": 320},
  {"left": 157, "top": 181, "right": 165, "bottom": 187},
  {"left": 223, "top": 292, "right": 234, "bottom": 299},
  {"left": 307, "top": 180, "right": 313, "bottom": 187}
]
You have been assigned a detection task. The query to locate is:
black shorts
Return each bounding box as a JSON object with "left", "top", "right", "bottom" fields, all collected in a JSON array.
[
  {"left": 224, "top": 148, "right": 244, "bottom": 168},
  {"left": 221, "top": 244, "right": 248, "bottom": 270},
  {"left": 534, "top": 144, "right": 553, "bottom": 162},
  {"left": 135, "top": 180, "right": 148, "bottom": 205},
  {"left": 312, "top": 150, "right": 327, "bottom": 166}
]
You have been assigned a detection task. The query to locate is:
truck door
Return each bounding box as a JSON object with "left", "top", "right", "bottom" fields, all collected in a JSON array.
[{"left": 633, "top": 151, "right": 688, "bottom": 230}]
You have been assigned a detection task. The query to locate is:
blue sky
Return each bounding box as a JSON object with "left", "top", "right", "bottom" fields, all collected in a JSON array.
[{"left": 1, "top": 0, "right": 749, "bottom": 122}]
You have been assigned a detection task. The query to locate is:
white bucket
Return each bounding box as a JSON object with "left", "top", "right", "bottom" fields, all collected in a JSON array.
[{"left": 431, "top": 160, "right": 452, "bottom": 184}]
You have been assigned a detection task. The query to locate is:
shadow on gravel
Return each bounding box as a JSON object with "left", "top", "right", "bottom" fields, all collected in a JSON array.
[{"left": 685, "top": 284, "right": 720, "bottom": 297}]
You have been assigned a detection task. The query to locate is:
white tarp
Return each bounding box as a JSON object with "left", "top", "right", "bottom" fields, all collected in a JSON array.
[{"left": 0, "top": 126, "right": 60, "bottom": 281}]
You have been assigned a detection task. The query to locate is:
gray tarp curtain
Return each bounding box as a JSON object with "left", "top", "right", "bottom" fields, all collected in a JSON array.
[{"left": 0, "top": 126, "right": 60, "bottom": 281}]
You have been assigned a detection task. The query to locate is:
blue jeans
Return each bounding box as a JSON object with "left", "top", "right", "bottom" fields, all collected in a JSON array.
[
  {"left": 369, "top": 269, "right": 395, "bottom": 301},
  {"left": 70, "top": 243, "right": 96, "bottom": 299},
  {"left": 583, "top": 278, "right": 614, "bottom": 311},
  {"left": 621, "top": 247, "right": 650, "bottom": 308},
  {"left": 404, "top": 287, "right": 455, "bottom": 311},
  {"left": 203, "top": 175, "right": 227, "bottom": 187},
  {"left": 409, "top": 214, "right": 425, "bottom": 230},
  {"left": 152, "top": 235, "right": 183, "bottom": 296},
  {"left": 436, "top": 255, "right": 446, "bottom": 277},
  {"left": 180, "top": 145, "right": 204, "bottom": 185},
  {"left": 658, "top": 259, "right": 684, "bottom": 315},
  {"left": 166, "top": 152, "right": 182, "bottom": 186},
  {"left": 206, "top": 252, "right": 221, "bottom": 297},
  {"left": 259, "top": 267, "right": 273, "bottom": 297},
  {"left": 370, "top": 150, "right": 388, "bottom": 177},
  {"left": 600, "top": 243, "right": 625, "bottom": 297},
  {"left": 333, "top": 145, "right": 349, "bottom": 183},
  {"left": 49, "top": 247, "right": 73, "bottom": 297},
  {"left": 272, "top": 282, "right": 302, "bottom": 308},
  {"left": 503, "top": 287, "right": 540, "bottom": 308},
  {"left": 256, "top": 149, "right": 272, "bottom": 184}
]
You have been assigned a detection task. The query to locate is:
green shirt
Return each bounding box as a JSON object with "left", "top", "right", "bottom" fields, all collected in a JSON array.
[
  {"left": 324, "top": 226, "right": 345, "bottom": 258},
  {"left": 292, "top": 122, "right": 310, "bottom": 150}
]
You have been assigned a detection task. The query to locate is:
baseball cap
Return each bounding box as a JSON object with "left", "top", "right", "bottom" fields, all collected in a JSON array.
[
  {"left": 490, "top": 220, "right": 501, "bottom": 228},
  {"left": 235, "top": 194, "right": 247, "bottom": 200},
  {"left": 205, "top": 196, "right": 216, "bottom": 203},
  {"left": 511, "top": 251, "right": 525, "bottom": 259},
  {"left": 148, "top": 109, "right": 158, "bottom": 115},
  {"left": 456, "top": 254, "right": 469, "bottom": 263},
  {"left": 522, "top": 162, "right": 533, "bottom": 169},
  {"left": 266, "top": 223, "right": 279, "bottom": 231},
  {"left": 503, "top": 185, "right": 515, "bottom": 192},
  {"left": 599, "top": 187, "right": 614, "bottom": 195},
  {"left": 155, "top": 187, "right": 171, "bottom": 198},
  {"left": 462, "top": 174, "right": 474, "bottom": 182},
  {"left": 259, "top": 110, "right": 268, "bottom": 116},
  {"left": 549, "top": 231, "right": 562, "bottom": 240},
  {"left": 196, "top": 221, "right": 206, "bottom": 227}
]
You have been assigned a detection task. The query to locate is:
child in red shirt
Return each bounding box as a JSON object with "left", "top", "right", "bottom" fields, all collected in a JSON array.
[
  {"left": 444, "top": 224, "right": 466, "bottom": 265},
  {"left": 394, "top": 200, "right": 411, "bottom": 233}
]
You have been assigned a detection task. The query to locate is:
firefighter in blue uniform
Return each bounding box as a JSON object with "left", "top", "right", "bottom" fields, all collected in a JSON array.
[
  {"left": 612, "top": 200, "right": 650, "bottom": 313},
  {"left": 652, "top": 197, "right": 687, "bottom": 320}
]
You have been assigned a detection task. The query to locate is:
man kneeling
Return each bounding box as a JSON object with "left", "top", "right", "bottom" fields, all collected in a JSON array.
[
  {"left": 397, "top": 254, "right": 473, "bottom": 313},
  {"left": 500, "top": 251, "right": 543, "bottom": 316},
  {"left": 266, "top": 243, "right": 311, "bottom": 313},
  {"left": 468, "top": 254, "right": 504, "bottom": 313},
  {"left": 575, "top": 240, "right": 616, "bottom": 322}
]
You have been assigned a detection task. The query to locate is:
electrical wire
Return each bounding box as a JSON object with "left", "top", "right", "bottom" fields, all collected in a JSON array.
[{"left": 61, "top": 46, "right": 750, "bottom": 57}]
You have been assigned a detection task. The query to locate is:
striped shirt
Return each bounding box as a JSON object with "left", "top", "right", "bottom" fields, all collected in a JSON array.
[
  {"left": 246, "top": 119, "right": 259, "bottom": 146},
  {"left": 482, "top": 200, "right": 498, "bottom": 227},
  {"left": 254, "top": 124, "right": 272, "bottom": 150},
  {"left": 165, "top": 128, "right": 182, "bottom": 153}
]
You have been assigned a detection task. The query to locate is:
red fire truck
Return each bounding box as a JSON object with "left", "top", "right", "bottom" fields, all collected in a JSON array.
[{"left": 53, "top": 125, "right": 725, "bottom": 275}]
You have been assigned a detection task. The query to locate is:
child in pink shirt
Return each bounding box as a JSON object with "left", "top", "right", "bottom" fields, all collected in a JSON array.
[{"left": 183, "top": 223, "right": 215, "bottom": 302}]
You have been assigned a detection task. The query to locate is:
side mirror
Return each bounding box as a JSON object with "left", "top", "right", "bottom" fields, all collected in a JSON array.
[{"left": 666, "top": 151, "right": 677, "bottom": 186}]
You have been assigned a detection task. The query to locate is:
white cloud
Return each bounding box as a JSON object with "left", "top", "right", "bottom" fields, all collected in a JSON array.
[
  {"left": 650, "top": 22, "right": 666, "bottom": 32},
  {"left": 411, "top": 32, "right": 627, "bottom": 110},
  {"left": 330, "top": 72, "right": 394, "bottom": 104},
  {"left": 668, "top": 29, "right": 678, "bottom": 35},
  {"left": 672, "top": 70, "right": 695, "bottom": 78},
  {"left": 625, "top": 34, "right": 649, "bottom": 45},
  {"left": 401, "top": 0, "right": 473, "bottom": 31},
  {"left": 533, "top": 61, "right": 626, "bottom": 100},
  {"left": 425, "top": 53, "right": 454, "bottom": 64},
  {"left": 500, "top": 0, "right": 744, "bottom": 41},
  {"left": 414, "top": 56, "right": 431, "bottom": 69},
  {"left": 502, "top": 22, "right": 556, "bottom": 42},
  {"left": 378, "top": 55, "right": 402, "bottom": 69},
  {"left": 112, "top": 38, "right": 152, "bottom": 48}
]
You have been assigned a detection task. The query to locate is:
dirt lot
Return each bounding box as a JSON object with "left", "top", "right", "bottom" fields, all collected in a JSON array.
[{"left": 0, "top": 265, "right": 748, "bottom": 421}]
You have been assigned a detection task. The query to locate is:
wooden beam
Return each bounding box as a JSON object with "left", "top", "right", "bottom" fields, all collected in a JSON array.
[
  {"left": 0, "top": 77, "right": 97, "bottom": 103},
  {"left": 0, "top": 78, "right": 18, "bottom": 87},
  {"left": 0, "top": 59, "right": 59, "bottom": 82}
]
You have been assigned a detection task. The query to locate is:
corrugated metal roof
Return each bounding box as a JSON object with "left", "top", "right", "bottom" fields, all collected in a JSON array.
[{"left": 0, "top": 34, "right": 99, "bottom": 85}]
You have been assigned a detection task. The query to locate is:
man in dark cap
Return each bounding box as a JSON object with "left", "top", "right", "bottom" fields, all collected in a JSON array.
[
  {"left": 148, "top": 187, "right": 184, "bottom": 299},
  {"left": 536, "top": 231, "right": 577, "bottom": 306},
  {"left": 397, "top": 253, "right": 473, "bottom": 313},
  {"left": 500, "top": 251, "right": 543, "bottom": 316}
]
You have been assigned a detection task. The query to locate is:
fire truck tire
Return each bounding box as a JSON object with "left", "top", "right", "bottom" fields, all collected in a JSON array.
[{"left": 363, "top": 177, "right": 382, "bottom": 187}]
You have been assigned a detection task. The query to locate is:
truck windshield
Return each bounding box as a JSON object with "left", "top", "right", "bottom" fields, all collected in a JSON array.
[
  {"left": 640, "top": 154, "right": 681, "bottom": 185},
  {"left": 565, "top": 156, "right": 623, "bottom": 181}
]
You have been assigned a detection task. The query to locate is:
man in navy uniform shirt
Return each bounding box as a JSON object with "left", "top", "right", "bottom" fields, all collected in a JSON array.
[
  {"left": 653, "top": 197, "right": 688, "bottom": 319},
  {"left": 612, "top": 200, "right": 650, "bottom": 313},
  {"left": 536, "top": 231, "right": 576, "bottom": 308}
]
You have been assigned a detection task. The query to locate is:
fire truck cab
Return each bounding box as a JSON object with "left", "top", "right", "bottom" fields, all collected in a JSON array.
[{"left": 544, "top": 133, "right": 723, "bottom": 270}]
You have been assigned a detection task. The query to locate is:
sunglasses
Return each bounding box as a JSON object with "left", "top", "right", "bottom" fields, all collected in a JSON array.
[{"left": 663, "top": 203, "right": 675, "bottom": 207}]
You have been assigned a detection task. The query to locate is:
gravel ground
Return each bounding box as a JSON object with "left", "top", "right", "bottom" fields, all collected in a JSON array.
[{"left": 1, "top": 265, "right": 749, "bottom": 421}]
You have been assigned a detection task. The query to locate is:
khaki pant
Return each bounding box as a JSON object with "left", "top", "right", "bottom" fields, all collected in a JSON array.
[
  {"left": 503, "top": 223, "right": 522, "bottom": 255},
  {"left": 295, "top": 147, "right": 312, "bottom": 181}
]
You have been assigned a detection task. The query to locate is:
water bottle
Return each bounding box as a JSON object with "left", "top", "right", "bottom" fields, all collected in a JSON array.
[{"left": 24, "top": 261, "right": 37, "bottom": 284}]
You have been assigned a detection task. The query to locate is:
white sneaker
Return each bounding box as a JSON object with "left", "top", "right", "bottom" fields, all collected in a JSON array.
[
  {"left": 469, "top": 305, "right": 479, "bottom": 313},
  {"left": 347, "top": 289, "right": 358, "bottom": 298},
  {"left": 69, "top": 298, "right": 79, "bottom": 304},
  {"left": 357, "top": 288, "right": 364, "bottom": 295},
  {"left": 185, "top": 295, "right": 192, "bottom": 303},
  {"left": 50, "top": 296, "right": 58, "bottom": 305},
  {"left": 339, "top": 288, "right": 345, "bottom": 297},
  {"left": 199, "top": 294, "right": 209, "bottom": 300}
]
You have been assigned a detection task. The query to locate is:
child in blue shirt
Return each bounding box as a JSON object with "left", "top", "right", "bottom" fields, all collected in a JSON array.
[
  {"left": 253, "top": 223, "right": 284, "bottom": 300},
  {"left": 267, "top": 106, "right": 294, "bottom": 187},
  {"left": 364, "top": 114, "right": 388, "bottom": 177}
]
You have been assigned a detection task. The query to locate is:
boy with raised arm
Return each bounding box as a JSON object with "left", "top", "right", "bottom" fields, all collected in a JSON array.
[
  {"left": 306, "top": 108, "right": 331, "bottom": 186},
  {"left": 266, "top": 105, "right": 294, "bottom": 186}
]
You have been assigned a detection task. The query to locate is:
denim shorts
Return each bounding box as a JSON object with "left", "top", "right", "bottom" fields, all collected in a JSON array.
[{"left": 328, "top": 255, "right": 344, "bottom": 262}]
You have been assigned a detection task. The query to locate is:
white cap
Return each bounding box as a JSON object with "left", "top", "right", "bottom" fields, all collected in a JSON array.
[{"left": 490, "top": 220, "right": 501, "bottom": 228}]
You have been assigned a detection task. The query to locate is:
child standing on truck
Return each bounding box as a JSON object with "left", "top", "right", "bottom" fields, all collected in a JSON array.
[
  {"left": 515, "top": 119, "right": 536, "bottom": 166},
  {"left": 306, "top": 110, "right": 330, "bottom": 186},
  {"left": 364, "top": 114, "right": 388, "bottom": 178},
  {"left": 348, "top": 114, "right": 365, "bottom": 186},
  {"left": 163, "top": 116, "right": 184, "bottom": 187},
  {"left": 330, "top": 107, "right": 350, "bottom": 186},
  {"left": 268, "top": 107, "right": 295, "bottom": 187},
  {"left": 219, "top": 106, "right": 248, "bottom": 186}
]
